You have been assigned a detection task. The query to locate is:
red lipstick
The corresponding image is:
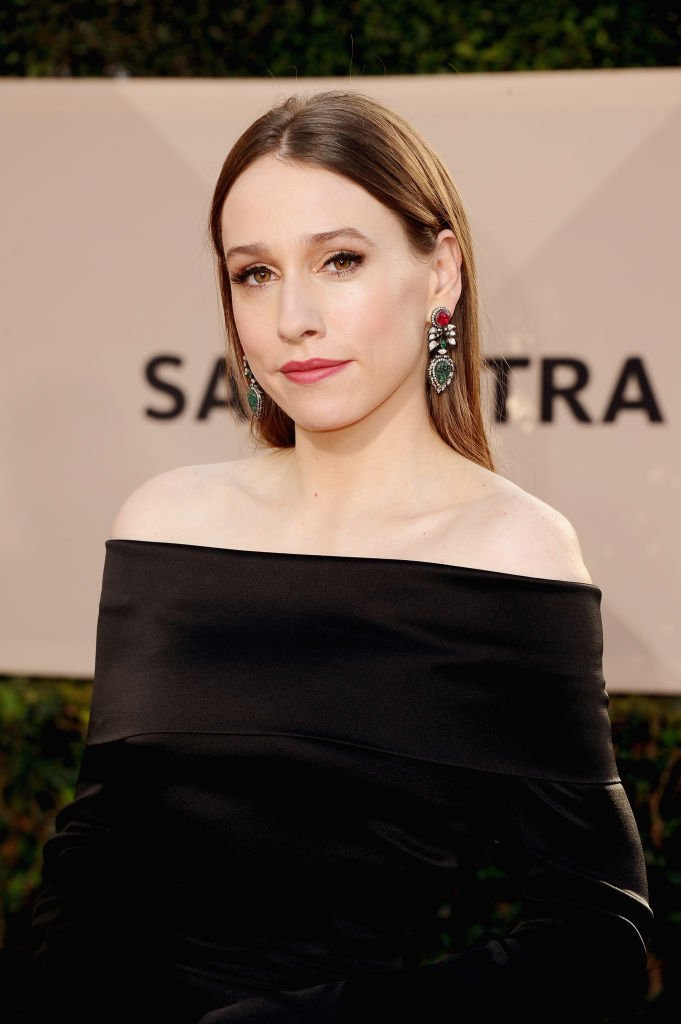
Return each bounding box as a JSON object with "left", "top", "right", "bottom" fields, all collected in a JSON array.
[{"left": 281, "top": 358, "right": 351, "bottom": 385}]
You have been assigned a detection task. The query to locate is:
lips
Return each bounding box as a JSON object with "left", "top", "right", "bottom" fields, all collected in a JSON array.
[
  {"left": 281, "top": 358, "right": 348, "bottom": 372},
  {"left": 280, "top": 359, "right": 351, "bottom": 386}
]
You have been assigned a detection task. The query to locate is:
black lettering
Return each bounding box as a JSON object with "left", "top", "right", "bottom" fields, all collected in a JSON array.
[
  {"left": 485, "top": 357, "right": 531, "bottom": 423},
  {"left": 197, "top": 358, "right": 237, "bottom": 420},
  {"left": 541, "top": 358, "right": 591, "bottom": 423},
  {"left": 602, "top": 356, "right": 664, "bottom": 422},
  {"left": 145, "top": 356, "right": 185, "bottom": 419}
]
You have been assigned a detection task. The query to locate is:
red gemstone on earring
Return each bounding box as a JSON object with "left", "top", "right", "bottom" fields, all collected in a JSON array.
[{"left": 435, "top": 309, "right": 450, "bottom": 327}]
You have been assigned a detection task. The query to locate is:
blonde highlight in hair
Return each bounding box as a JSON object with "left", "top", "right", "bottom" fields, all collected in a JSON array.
[{"left": 208, "top": 89, "right": 494, "bottom": 472}]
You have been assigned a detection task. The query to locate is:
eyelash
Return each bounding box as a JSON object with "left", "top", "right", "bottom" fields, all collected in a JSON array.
[{"left": 229, "top": 250, "right": 365, "bottom": 288}]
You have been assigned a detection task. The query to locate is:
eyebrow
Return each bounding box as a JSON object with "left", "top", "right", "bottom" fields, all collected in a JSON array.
[{"left": 224, "top": 227, "right": 376, "bottom": 262}]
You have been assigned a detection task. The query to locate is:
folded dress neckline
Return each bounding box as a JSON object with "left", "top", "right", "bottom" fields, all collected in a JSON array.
[
  {"left": 87, "top": 536, "right": 616, "bottom": 782},
  {"left": 105, "top": 537, "right": 601, "bottom": 592}
]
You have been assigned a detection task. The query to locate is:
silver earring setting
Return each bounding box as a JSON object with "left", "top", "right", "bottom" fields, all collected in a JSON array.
[
  {"left": 242, "top": 355, "right": 264, "bottom": 418},
  {"left": 427, "top": 306, "right": 457, "bottom": 393}
]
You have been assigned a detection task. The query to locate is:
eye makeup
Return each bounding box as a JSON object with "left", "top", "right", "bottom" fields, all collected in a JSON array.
[{"left": 229, "top": 250, "right": 366, "bottom": 288}]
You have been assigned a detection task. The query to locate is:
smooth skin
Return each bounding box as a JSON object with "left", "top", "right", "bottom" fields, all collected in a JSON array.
[{"left": 110, "top": 154, "right": 592, "bottom": 585}]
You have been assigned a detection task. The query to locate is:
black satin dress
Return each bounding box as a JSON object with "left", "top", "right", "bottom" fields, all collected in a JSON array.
[{"left": 30, "top": 539, "right": 653, "bottom": 1023}]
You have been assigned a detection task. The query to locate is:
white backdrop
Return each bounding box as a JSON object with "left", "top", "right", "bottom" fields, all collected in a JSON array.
[{"left": 1, "top": 70, "right": 679, "bottom": 691}]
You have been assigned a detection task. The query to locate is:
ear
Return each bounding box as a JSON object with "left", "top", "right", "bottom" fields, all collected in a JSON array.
[{"left": 426, "top": 229, "right": 462, "bottom": 320}]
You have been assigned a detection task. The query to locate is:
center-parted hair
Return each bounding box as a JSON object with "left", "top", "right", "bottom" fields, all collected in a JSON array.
[{"left": 208, "top": 88, "right": 494, "bottom": 471}]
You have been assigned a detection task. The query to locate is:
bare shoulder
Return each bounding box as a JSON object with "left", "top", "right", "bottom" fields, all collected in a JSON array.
[
  {"left": 465, "top": 472, "right": 594, "bottom": 585},
  {"left": 107, "top": 462, "right": 224, "bottom": 541},
  {"left": 107, "top": 453, "right": 281, "bottom": 545}
]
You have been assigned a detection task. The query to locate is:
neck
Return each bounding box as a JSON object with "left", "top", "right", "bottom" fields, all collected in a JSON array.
[{"left": 267, "top": 385, "right": 468, "bottom": 530}]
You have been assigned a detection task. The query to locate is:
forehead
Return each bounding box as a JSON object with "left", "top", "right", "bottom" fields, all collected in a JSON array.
[{"left": 220, "top": 154, "right": 402, "bottom": 243}]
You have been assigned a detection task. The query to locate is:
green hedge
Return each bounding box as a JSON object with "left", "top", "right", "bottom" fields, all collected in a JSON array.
[
  {"left": 1, "top": 675, "right": 680, "bottom": 1019},
  {"left": 1, "top": 0, "right": 679, "bottom": 76}
]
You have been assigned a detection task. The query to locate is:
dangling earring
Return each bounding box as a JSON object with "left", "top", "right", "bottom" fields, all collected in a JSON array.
[
  {"left": 427, "top": 306, "right": 457, "bottom": 393},
  {"left": 242, "top": 355, "right": 264, "bottom": 419}
]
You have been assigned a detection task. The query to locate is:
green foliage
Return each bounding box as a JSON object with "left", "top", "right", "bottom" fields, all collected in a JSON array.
[
  {"left": 2, "top": 678, "right": 680, "bottom": 1017},
  {"left": 1, "top": 0, "right": 679, "bottom": 76},
  {"left": 608, "top": 693, "right": 681, "bottom": 1015},
  {"left": 0, "top": 677, "right": 90, "bottom": 944}
]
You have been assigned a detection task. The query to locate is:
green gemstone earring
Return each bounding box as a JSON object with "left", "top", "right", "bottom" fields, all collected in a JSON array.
[
  {"left": 242, "top": 355, "right": 264, "bottom": 418},
  {"left": 427, "top": 306, "right": 457, "bottom": 393}
]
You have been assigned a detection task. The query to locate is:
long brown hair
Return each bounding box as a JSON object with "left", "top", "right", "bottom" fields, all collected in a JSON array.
[{"left": 208, "top": 89, "right": 494, "bottom": 472}]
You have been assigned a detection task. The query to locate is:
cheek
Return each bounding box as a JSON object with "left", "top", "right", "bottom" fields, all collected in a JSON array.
[
  {"left": 338, "top": 293, "right": 386, "bottom": 349},
  {"left": 339, "top": 274, "right": 425, "bottom": 359}
]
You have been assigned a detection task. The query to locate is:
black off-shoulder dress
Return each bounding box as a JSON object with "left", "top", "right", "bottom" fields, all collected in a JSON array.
[{"left": 30, "top": 539, "right": 654, "bottom": 1023}]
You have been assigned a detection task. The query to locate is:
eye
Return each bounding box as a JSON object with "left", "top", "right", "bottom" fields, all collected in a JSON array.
[
  {"left": 325, "top": 250, "right": 364, "bottom": 276},
  {"left": 229, "top": 250, "right": 365, "bottom": 289},
  {"left": 229, "top": 265, "right": 273, "bottom": 287}
]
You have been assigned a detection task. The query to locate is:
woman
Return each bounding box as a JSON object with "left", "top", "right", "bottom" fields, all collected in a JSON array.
[{"left": 31, "top": 89, "right": 653, "bottom": 1024}]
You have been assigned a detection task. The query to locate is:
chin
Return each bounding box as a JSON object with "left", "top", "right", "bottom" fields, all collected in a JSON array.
[
  {"left": 294, "top": 418, "right": 359, "bottom": 434},
  {"left": 289, "top": 406, "right": 370, "bottom": 433},
  {"left": 279, "top": 396, "right": 359, "bottom": 426}
]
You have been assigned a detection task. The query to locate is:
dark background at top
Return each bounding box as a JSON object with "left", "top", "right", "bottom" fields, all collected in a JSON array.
[{"left": 1, "top": 0, "right": 679, "bottom": 76}]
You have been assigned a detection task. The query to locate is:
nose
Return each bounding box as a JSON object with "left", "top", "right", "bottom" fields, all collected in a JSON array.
[{"left": 276, "top": 272, "right": 326, "bottom": 344}]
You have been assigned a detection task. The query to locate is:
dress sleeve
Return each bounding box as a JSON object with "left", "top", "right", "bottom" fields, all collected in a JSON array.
[
  {"left": 196, "top": 772, "right": 653, "bottom": 1024},
  {"left": 28, "top": 742, "right": 158, "bottom": 1023},
  {"left": 339, "top": 773, "right": 654, "bottom": 1023}
]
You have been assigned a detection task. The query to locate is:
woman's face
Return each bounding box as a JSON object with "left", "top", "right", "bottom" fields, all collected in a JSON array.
[{"left": 221, "top": 153, "right": 460, "bottom": 434}]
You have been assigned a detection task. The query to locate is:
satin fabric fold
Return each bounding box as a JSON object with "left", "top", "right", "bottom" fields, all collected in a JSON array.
[{"left": 87, "top": 539, "right": 618, "bottom": 784}]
